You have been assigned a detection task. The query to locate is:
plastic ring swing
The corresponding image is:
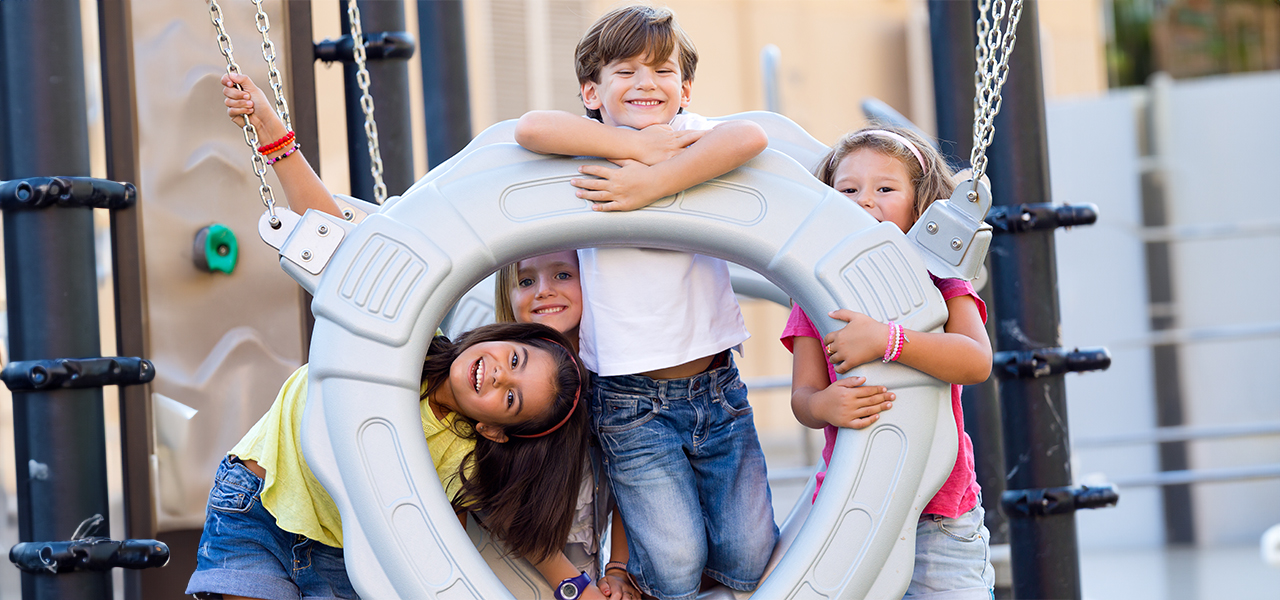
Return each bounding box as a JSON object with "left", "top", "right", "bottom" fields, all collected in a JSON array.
[{"left": 277, "top": 113, "right": 965, "bottom": 599}]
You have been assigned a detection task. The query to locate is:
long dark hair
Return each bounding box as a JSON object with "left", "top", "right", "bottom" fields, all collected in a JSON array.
[{"left": 420, "top": 322, "right": 589, "bottom": 563}]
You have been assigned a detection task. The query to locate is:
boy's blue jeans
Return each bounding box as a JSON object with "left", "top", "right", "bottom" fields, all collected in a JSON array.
[{"left": 591, "top": 355, "right": 778, "bottom": 600}]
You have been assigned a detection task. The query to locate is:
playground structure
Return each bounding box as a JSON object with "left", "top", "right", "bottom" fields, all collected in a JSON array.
[{"left": 5, "top": 1, "right": 1218, "bottom": 598}]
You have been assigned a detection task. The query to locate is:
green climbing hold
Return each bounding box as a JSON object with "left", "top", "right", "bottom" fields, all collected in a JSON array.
[{"left": 194, "top": 223, "right": 238, "bottom": 274}]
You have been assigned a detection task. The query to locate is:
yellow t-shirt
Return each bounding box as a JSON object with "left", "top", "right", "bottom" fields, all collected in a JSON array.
[{"left": 229, "top": 364, "right": 475, "bottom": 548}]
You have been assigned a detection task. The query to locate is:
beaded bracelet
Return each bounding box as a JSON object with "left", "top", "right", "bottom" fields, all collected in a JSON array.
[
  {"left": 265, "top": 143, "right": 301, "bottom": 166},
  {"left": 882, "top": 322, "right": 908, "bottom": 363},
  {"left": 604, "top": 560, "right": 628, "bottom": 573},
  {"left": 257, "top": 130, "right": 295, "bottom": 155},
  {"left": 891, "top": 327, "right": 909, "bottom": 362}
]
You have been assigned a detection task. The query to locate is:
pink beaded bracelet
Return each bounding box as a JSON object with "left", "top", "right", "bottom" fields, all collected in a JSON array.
[
  {"left": 883, "top": 322, "right": 908, "bottom": 363},
  {"left": 265, "top": 143, "right": 300, "bottom": 166}
]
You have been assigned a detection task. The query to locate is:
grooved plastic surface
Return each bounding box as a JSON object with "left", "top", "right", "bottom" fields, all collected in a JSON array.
[{"left": 297, "top": 112, "right": 959, "bottom": 599}]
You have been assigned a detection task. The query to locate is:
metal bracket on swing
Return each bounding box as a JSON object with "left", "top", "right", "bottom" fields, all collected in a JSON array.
[
  {"left": 257, "top": 193, "right": 374, "bottom": 276},
  {"left": 906, "top": 178, "right": 993, "bottom": 281},
  {"left": 259, "top": 208, "right": 353, "bottom": 277}
]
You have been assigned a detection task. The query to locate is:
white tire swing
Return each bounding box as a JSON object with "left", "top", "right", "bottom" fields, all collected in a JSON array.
[{"left": 262, "top": 111, "right": 978, "bottom": 599}]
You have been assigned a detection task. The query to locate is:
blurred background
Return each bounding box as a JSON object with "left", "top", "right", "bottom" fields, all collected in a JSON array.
[{"left": 0, "top": 0, "right": 1276, "bottom": 598}]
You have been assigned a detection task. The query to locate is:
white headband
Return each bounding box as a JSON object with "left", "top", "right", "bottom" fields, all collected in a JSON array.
[{"left": 842, "top": 129, "right": 929, "bottom": 176}]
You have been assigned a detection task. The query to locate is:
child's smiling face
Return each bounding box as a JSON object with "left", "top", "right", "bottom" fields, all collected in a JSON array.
[
  {"left": 511, "top": 251, "right": 582, "bottom": 339},
  {"left": 832, "top": 148, "right": 917, "bottom": 234},
  {"left": 581, "top": 52, "right": 691, "bottom": 130},
  {"left": 444, "top": 341, "right": 557, "bottom": 439}
]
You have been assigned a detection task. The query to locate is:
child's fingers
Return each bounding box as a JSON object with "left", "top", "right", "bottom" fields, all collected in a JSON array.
[
  {"left": 847, "top": 413, "right": 880, "bottom": 429},
  {"left": 575, "top": 188, "right": 612, "bottom": 202},
  {"left": 577, "top": 165, "right": 615, "bottom": 179},
  {"left": 570, "top": 176, "right": 608, "bottom": 191},
  {"left": 831, "top": 376, "right": 868, "bottom": 388},
  {"left": 675, "top": 129, "right": 706, "bottom": 146},
  {"left": 828, "top": 308, "right": 858, "bottom": 324}
]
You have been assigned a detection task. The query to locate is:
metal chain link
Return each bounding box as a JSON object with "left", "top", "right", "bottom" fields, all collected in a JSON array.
[
  {"left": 251, "top": 0, "right": 292, "bottom": 132},
  {"left": 347, "top": 0, "right": 387, "bottom": 204},
  {"left": 207, "top": 0, "right": 279, "bottom": 227},
  {"left": 969, "top": 0, "right": 1024, "bottom": 190}
]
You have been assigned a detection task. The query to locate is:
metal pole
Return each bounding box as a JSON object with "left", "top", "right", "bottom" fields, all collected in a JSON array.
[
  {"left": 97, "top": 1, "right": 158, "bottom": 599},
  {"left": 983, "top": 2, "right": 1083, "bottom": 598},
  {"left": 342, "top": 0, "right": 415, "bottom": 198},
  {"left": 418, "top": 0, "right": 473, "bottom": 170},
  {"left": 285, "top": 1, "right": 320, "bottom": 361},
  {"left": 927, "top": 0, "right": 1010, "bottom": 549},
  {"left": 0, "top": 1, "right": 112, "bottom": 598},
  {"left": 927, "top": 0, "right": 978, "bottom": 170}
]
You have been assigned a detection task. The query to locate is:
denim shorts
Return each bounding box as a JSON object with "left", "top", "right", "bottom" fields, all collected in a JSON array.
[
  {"left": 591, "top": 356, "right": 779, "bottom": 600},
  {"left": 185, "top": 456, "right": 360, "bottom": 600},
  {"left": 905, "top": 500, "right": 995, "bottom": 600}
]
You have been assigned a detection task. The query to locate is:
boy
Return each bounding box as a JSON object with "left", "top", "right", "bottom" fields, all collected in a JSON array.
[{"left": 515, "top": 6, "right": 777, "bottom": 600}]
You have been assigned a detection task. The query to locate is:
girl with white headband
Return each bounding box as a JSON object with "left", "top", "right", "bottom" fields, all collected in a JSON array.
[{"left": 782, "top": 125, "right": 996, "bottom": 599}]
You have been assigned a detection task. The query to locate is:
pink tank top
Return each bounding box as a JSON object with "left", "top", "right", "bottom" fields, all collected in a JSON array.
[{"left": 779, "top": 276, "right": 986, "bottom": 519}]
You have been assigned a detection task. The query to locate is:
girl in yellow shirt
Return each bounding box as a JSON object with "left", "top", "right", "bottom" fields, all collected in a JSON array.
[{"left": 186, "top": 323, "right": 589, "bottom": 600}]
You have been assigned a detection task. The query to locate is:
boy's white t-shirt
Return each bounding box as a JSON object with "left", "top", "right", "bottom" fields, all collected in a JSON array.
[{"left": 577, "top": 111, "right": 750, "bottom": 377}]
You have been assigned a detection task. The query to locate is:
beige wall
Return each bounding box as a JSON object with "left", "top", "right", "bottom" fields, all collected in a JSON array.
[
  {"left": 464, "top": 0, "right": 1108, "bottom": 145},
  {"left": 449, "top": 0, "right": 1112, "bottom": 471}
]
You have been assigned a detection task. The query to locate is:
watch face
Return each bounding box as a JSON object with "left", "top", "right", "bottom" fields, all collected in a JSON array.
[{"left": 558, "top": 581, "right": 580, "bottom": 600}]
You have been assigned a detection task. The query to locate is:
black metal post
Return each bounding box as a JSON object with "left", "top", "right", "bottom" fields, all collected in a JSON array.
[
  {"left": 928, "top": 0, "right": 1010, "bottom": 551},
  {"left": 286, "top": 2, "right": 321, "bottom": 363},
  {"left": 0, "top": 1, "right": 112, "bottom": 598},
  {"left": 927, "top": 0, "right": 978, "bottom": 170},
  {"left": 97, "top": 1, "right": 160, "bottom": 599},
  {"left": 418, "top": 0, "right": 473, "bottom": 170},
  {"left": 342, "top": 0, "right": 416, "bottom": 200},
  {"left": 983, "top": 2, "right": 1082, "bottom": 598}
]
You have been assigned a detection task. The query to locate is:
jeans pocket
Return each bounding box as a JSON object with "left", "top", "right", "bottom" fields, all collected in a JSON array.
[
  {"left": 933, "top": 511, "right": 983, "bottom": 543},
  {"left": 716, "top": 379, "right": 753, "bottom": 418},
  {"left": 209, "top": 460, "right": 261, "bottom": 514},
  {"left": 595, "top": 393, "right": 658, "bottom": 434}
]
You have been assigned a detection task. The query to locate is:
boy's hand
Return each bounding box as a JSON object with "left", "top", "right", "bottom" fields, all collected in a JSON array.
[
  {"left": 572, "top": 159, "right": 665, "bottom": 212},
  {"left": 599, "top": 572, "right": 640, "bottom": 599},
  {"left": 811, "top": 375, "right": 894, "bottom": 429},
  {"left": 631, "top": 124, "right": 705, "bottom": 165},
  {"left": 824, "top": 309, "right": 893, "bottom": 373}
]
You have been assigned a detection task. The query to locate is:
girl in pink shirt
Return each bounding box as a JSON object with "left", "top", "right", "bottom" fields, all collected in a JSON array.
[{"left": 781, "top": 126, "right": 995, "bottom": 599}]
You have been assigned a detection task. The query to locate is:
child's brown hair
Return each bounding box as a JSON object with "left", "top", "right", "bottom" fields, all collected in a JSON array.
[
  {"left": 814, "top": 125, "right": 956, "bottom": 226},
  {"left": 575, "top": 4, "right": 697, "bottom": 121}
]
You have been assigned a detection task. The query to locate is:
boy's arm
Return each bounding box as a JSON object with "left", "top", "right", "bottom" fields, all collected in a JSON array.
[
  {"left": 572, "top": 120, "right": 767, "bottom": 212},
  {"left": 825, "top": 295, "right": 992, "bottom": 385},
  {"left": 514, "top": 110, "right": 704, "bottom": 166},
  {"left": 222, "top": 73, "right": 341, "bottom": 218}
]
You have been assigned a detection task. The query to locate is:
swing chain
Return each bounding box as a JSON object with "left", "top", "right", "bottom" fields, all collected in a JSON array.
[
  {"left": 347, "top": 0, "right": 388, "bottom": 204},
  {"left": 251, "top": 0, "right": 293, "bottom": 133},
  {"left": 207, "top": 0, "right": 280, "bottom": 228},
  {"left": 969, "top": 0, "right": 1024, "bottom": 192}
]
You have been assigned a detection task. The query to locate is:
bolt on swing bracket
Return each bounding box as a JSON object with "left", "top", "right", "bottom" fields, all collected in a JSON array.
[
  {"left": 906, "top": 178, "right": 994, "bottom": 281},
  {"left": 259, "top": 208, "right": 352, "bottom": 278},
  {"left": 992, "top": 347, "right": 1111, "bottom": 380},
  {"left": 0, "top": 177, "right": 136, "bottom": 211},
  {"left": 986, "top": 203, "right": 1099, "bottom": 234},
  {"left": 1, "top": 357, "right": 155, "bottom": 392}
]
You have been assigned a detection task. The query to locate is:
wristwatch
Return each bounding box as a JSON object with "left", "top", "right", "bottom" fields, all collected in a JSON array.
[{"left": 555, "top": 571, "right": 591, "bottom": 600}]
